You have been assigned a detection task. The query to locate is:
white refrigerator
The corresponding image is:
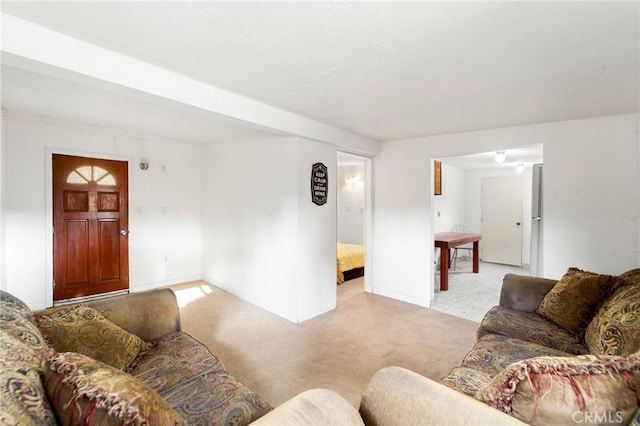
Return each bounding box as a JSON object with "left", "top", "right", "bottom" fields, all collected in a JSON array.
[{"left": 530, "top": 163, "right": 543, "bottom": 277}]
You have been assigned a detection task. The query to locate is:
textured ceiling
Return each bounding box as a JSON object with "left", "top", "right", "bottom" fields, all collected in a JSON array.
[{"left": 1, "top": 1, "right": 639, "bottom": 143}]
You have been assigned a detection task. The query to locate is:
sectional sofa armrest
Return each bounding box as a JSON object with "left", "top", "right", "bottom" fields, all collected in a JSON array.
[
  {"left": 252, "top": 389, "right": 364, "bottom": 425},
  {"left": 36, "top": 288, "right": 181, "bottom": 341},
  {"left": 499, "top": 273, "right": 557, "bottom": 313},
  {"left": 359, "top": 367, "right": 525, "bottom": 426}
]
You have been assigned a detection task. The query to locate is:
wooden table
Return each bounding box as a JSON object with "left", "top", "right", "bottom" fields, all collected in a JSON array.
[{"left": 434, "top": 232, "right": 482, "bottom": 291}]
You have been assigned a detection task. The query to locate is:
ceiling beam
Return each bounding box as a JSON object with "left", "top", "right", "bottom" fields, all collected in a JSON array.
[{"left": 1, "top": 13, "right": 379, "bottom": 155}]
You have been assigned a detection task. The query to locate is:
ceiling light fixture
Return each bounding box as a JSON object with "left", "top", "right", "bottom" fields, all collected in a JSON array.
[{"left": 495, "top": 151, "right": 506, "bottom": 164}]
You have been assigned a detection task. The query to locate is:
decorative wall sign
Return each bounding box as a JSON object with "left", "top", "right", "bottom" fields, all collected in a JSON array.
[
  {"left": 434, "top": 160, "right": 442, "bottom": 195},
  {"left": 311, "top": 162, "right": 328, "bottom": 205}
]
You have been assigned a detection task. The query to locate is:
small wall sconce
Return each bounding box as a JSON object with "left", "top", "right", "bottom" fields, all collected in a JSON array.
[
  {"left": 515, "top": 163, "right": 525, "bottom": 173},
  {"left": 495, "top": 151, "right": 506, "bottom": 164},
  {"left": 345, "top": 175, "right": 361, "bottom": 185},
  {"left": 139, "top": 157, "right": 150, "bottom": 171}
]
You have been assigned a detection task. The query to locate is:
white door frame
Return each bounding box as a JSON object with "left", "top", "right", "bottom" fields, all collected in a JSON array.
[
  {"left": 45, "top": 147, "right": 132, "bottom": 307},
  {"left": 363, "top": 156, "right": 373, "bottom": 293},
  {"left": 336, "top": 151, "right": 373, "bottom": 293}
]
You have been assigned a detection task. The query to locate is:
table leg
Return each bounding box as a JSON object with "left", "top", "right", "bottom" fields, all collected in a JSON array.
[
  {"left": 440, "top": 247, "right": 449, "bottom": 291},
  {"left": 472, "top": 241, "right": 480, "bottom": 273}
]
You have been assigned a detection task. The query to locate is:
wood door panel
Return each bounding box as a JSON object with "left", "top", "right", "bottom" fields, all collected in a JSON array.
[
  {"left": 98, "top": 219, "right": 120, "bottom": 281},
  {"left": 64, "top": 191, "right": 89, "bottom": 212},
  {"left": 53, "top": 154, "right": 129, "bottom": 302},
  {"left": 64, "top": 220, "right": 90, "bottom": 285},
  {"left": 98, "top": 192, "right": 119, "bottom": 212}
]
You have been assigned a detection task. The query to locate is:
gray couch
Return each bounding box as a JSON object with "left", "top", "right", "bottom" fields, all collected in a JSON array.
[
  {"left": 360, "top": 269, "right": 640, "bottom": 425},
  {"left": 0, "top": 288, "right": 363, "bottom": 425}
]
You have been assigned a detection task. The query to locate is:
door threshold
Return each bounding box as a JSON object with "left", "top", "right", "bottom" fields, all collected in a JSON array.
[{"left": 54, "top": 289, "right": 129, "bottom": 307}]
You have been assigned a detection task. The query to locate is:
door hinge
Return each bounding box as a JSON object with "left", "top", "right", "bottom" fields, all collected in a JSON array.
[{"left": 52, "top": 280, "right": 55, "bottom": 290}]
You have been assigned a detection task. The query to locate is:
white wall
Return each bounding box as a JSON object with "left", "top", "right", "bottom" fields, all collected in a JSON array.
[
  {"left": 1, "top": 111, "right": 202, "bottom": 308},
  {"left": 0, "top": 114, "right": 4, "bottom": 293},
  {"left": 201, "top": 134, "right": 337, "bottom": 323},
  {"left": 433, "top": 162, "right": 465, "bottom": 233},
  {"left": 372, "top": 114, "right": 639, "bottom": 307},
  {"left": 371, "top": 141, "right": 432, "bottom": 307},
  {"left": 543, "top": 115, "right": 639, "bottom": 277},
  {"left": 296, "top": 139, "right": 338, "bottom": 321},
  {"left": 337, "top": 164, "right": 365, "bottom": 244},
  {"left": 4, "top": 110, "right": 637, "bottom": 318}
]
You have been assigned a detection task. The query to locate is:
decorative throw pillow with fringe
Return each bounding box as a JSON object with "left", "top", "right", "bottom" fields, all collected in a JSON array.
[
  {"left": 44, "top": 351, "right": 186, "bottom": 426},
  {"left": 475, "top": 353, "right": 640, "bottom": 426}
]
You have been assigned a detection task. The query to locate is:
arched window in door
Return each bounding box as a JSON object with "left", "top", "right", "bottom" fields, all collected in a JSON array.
[{"left": 66, "top": 165, "right": 116, "bottom": 186}]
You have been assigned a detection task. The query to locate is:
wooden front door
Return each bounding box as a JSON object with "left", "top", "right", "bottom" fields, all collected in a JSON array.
[{"left": 53, "top": 154, "right": 129, "bottom": 301}]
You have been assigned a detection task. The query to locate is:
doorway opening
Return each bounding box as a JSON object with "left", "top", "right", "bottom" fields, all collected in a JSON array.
[
  {"left": 431, "top": 144, "right": 543, "bottom": 322},
  {"left": 337, "top": 151, "right": 372, "bottom": 300}
]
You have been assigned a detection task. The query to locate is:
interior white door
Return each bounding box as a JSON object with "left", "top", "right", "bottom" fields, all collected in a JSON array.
[{"left": 482, "top": 176, "right": 522, "bottom": 266}]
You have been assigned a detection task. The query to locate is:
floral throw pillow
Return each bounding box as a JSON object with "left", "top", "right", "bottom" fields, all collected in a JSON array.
[
  {"left": 585, "top": 274, "right": 640, "bottom": 356},
  {"left": 44, "top": 351, "right": 186, "bottom": 425},
  {"left": 536, "top": 267, "right": 616, "bottom": 335},
  {"left": 0, "top": 332, "right": 57, "bottom": 425},
  {"left": 476, "top": 353, "right": 640, "bottom": 425},
  {"left": 35, "top": 305, "right": 148, "bottom": 370}
]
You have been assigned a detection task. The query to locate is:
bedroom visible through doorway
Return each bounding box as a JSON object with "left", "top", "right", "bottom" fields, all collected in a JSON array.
[{"left": 337, "top": 152, "right": 368, "bottom": 294}]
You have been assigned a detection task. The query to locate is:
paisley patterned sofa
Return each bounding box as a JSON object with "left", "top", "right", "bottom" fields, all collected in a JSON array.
[
  {"left": 360, "top": 268, "right": 640, "bottom": 425},
  {"left": 0, "top": 288, "right": 363, "bottom": 425}
]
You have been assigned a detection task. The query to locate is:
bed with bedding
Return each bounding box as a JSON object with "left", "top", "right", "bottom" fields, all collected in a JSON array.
[{"left": 337, "top": 243, "right": 365, "bottom": 283}]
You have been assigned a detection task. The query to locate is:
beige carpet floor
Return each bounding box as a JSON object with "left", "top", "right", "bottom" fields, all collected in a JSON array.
[{"left": 170, "top": 278, "right": 480, "bottom": 409}]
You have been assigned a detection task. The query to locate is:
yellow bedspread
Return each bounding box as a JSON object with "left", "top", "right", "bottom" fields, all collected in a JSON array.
[{"left": 337, "top": 243, "right": 365, "bottom": 284}]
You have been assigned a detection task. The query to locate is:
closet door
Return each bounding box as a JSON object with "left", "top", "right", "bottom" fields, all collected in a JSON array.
[{"left": 482, "top": 176, "right": 522, "bottom": 266}]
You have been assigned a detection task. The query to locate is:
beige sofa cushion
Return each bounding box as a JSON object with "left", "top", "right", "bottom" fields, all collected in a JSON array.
[
  {"left": 129, "top": 331, "right": 272, "bottom": 425},
  {"left": 44, "top": 351, "right": 186, "bottom": 425},
  {"left": 253, "top": 389, "right": 364, "bottom": 426},
  {"left": 458, "top": 334, "right": 570, "bottom": 378},
  {"left": 440, "top": 366, "right": 493, "bottom": 396},
  {"left": 478, "top": 306, "right": 588, "bottom": 354},
  {"left": 476, "top": 353, "right": 640, "bottom": 426},
  {"left": 536, "top": 267, "right": 616, "bottom": 335},
  {"left": 585, "top": 270, "right": 640, "bottom": 356},
  {"left": 35, "top": 305, "right": 148, "bottom": 370}
]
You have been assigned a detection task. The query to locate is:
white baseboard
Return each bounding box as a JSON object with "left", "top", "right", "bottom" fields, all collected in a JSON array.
[
  {"left": 371, "top": 287, "right": 430, "bottom": 309},
  {"left": 131, "top": 275, "right": 202, "bottom": 292}
]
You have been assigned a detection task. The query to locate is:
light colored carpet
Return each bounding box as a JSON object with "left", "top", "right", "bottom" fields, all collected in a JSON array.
[
  {"left": 431, "top": 259, "right": 530, "bottom": 322},
  {"left": 170, "top": 277, "right": 480, "bottom": 409}
]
